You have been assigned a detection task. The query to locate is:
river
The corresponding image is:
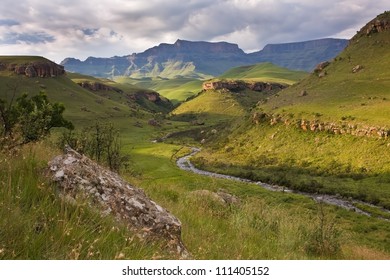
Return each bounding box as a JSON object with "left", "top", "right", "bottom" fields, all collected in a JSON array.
[{"left": 177, "top": 147, "right": 390, "bottom": 221}]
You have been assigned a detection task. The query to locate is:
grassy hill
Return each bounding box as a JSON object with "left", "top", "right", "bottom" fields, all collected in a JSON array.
[
  {"left": 115, "top": 76, "right": 204, "bottom": 104},
  {"left": 190, "top": 11, "right": 390, "bottom": 215},
  {"left": 171, "top": 63, "right": 308, "bottom": 123},
  {"left": 259, "top": 14, "right": 390, "bottom": 126},
  {"left": 219, "top": 62, "right": 308, "bottom": 84}
]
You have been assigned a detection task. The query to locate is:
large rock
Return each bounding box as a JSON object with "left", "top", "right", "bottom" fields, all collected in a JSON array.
[{"left": 47, "top": 147, "right": 189, "bottom": 258}]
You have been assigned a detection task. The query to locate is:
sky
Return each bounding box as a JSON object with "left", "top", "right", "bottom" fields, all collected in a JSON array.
[{"left": 0, "top": 0, "right": 388, "bottom": 63}]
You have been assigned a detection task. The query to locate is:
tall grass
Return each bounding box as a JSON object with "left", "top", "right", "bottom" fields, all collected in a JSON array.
[{"left": 0, "top": 143, "right": 167, "bottom": 259}]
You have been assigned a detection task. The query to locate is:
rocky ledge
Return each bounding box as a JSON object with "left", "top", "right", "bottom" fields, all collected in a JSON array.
[
  {"left": 203, "top": 80, "right": 286, "bottom": 92},
  {"left": 0, "top": 60, "right": 65, "bottom": 78},
  {"left": 47, "top": 147, "right": 189, "bottom": 258}
]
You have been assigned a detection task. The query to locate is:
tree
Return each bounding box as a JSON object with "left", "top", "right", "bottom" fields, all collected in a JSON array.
[{"left": 0, "top": 91, "right": 73, "bottom": 149}]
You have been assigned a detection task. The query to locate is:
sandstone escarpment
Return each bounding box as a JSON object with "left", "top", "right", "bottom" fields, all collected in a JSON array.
[
  {"left": 1, "top": 60, "right": 65, "bottom": 78},
  {"left": 203, "top": 80, "right": 286, "bottom": 92},
  {"left": 48, "top": 147, "right": 189, "bottom": 258},
  {"left": 252, "top": 112, "right": 390, "bottom": 139},
  {"left": 77, "top": 81, "right": 123, "bottom": 93}
]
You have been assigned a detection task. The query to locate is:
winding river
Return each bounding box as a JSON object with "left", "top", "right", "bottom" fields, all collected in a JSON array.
[{"left": 177, "top": 147, "right": 390, "bottom": 221}]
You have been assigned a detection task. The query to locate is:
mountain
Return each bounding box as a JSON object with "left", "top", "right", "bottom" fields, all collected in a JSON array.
[
  {"left": 61, "top": 38, "right": 348, "bottom": 78},
  {"left": 248, "top": 38, "right": 348, "bottom": 71}
]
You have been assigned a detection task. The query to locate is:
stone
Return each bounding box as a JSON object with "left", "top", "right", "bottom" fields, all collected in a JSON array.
[
  {"left": 314, "top": 61, "right": 330, "bottom": 73},
  {"left": 352, "top": 65, "right": 363, "bottom": 73},
  {"left": 190, "top": 189, "right": 240, "bottom": 206},
  {"left": 47, "top": 147, "right": 189, "bottom": 258}
]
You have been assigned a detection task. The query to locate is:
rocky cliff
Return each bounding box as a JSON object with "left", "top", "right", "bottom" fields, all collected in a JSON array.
[
  {"left": 203, "top": 80, "right": 286, "bottom": 92},
  {"left": 0, "top": 58, "right": 65, "bottom": 78},
  {"left": 48, "top": 147, "right": 189, "bottom": 258}
]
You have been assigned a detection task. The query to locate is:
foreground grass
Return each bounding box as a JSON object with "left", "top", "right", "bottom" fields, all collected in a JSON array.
[
  {"left": 122, "top": 142, "right": 390, "bottom": 259},
  {"left": 192, "top": 121, "right": 390, "bottom": 211},
  {"left": 0, "top": 143, "right": 166, "bottom": 260}
]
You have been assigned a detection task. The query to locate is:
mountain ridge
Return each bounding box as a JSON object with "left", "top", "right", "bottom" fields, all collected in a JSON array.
[{"left": 61, "top": 38, "right": 348, "bottom": 78}]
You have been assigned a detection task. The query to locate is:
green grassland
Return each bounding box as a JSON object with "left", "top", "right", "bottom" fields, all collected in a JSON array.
[
  {"left": 219, "top": 62, "right": 308, "bottom": 84},
  {"left": 2, "top": 48, "right": 390, "bottom": 260},
  {"left": 115, "top": 76, "right": 204, "bottom": 104}
]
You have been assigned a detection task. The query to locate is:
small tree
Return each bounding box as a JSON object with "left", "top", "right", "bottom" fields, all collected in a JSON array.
[
  {"left": 0, "top": 91, "right": 73, "bottom": 149},
  {"left": 58, "top": 122, "right": 128, "bottom": 173}
]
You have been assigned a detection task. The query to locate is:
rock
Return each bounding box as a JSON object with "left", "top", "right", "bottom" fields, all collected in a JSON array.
[
  {"left": 352, "top": 65, "right": 363, "bottom": 73},
  {"left": 148, "top": 119, "right": 160, "bottom": 126},
  {"left": 190, "top": 189, "right": 240, "bottom": 206},
  {"left": 299, "top": 90, "right": 308, "bottom": 97},
  {"left": 77, "top": 81, "right": 123, "bottom": 93},
  {"left": 202, "top": 80, "right": 286, "bottom": 92},
  {"left": 47, "top": 147, "right": 189, "bottom": 258},
  {"left": 25, "top": 65, "right": 37, "bottom": 77},
  {"left": 314, "top": 61, "right": 330, "bottom": 73},
  {"left": 0, "top": 60, "right": 65, "bottom": 78}
]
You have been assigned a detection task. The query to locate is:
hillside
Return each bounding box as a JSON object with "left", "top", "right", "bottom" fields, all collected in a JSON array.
[
  {"left": 61, "top": 38, "right": 347, "bottom": 78},
  {"left": 191, "top": 11, "right": 390, "bottom": 215},
  {"left": 260, "top": 11, "right": 390, "bottom": 127},
  {"left": 115, "top": 76, "right": 203, "bottom": 104},
  {"left": 219, "top": 62, "right": 308, "bottom": 84},
  {"left": 171, "top": 62, "right": 307, "bottom": 122},
  {"left": 0, "top": 57, "right": 173, "bottom": 123}
]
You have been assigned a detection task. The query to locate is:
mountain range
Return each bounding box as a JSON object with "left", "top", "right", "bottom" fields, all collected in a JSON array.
[{"left": 61, "top": 38, "right": 348, "bottom": 78}]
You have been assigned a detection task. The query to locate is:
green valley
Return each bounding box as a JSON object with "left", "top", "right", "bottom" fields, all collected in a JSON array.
[{"left": 1, "top": 12, "right": 390, "bottom": 261}]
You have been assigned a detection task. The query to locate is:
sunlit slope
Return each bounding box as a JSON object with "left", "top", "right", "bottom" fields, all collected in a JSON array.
[
  {"left": 219, "top": 62, "right": 308, "bottom": 84},
  {"left": 260, "top": 12, "right": 390, "bottom": 126}
]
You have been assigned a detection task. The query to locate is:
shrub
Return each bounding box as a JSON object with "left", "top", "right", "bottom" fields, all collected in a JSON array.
[{"left": 58, "top": 122, "right": 128, "bottom": 173}]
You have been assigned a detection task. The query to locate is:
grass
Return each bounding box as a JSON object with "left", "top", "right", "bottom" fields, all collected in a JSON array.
[
  {"left": 115, "top": 76, "right": 205, "bottom": 104},
  {"left": 192, "top": 121, "right": 390, "bottom": 209},
  {"left": 0, "top": 143, "right": 167, "bottom": 259},
  {"left": 219, "top": 62, "right": 308, "bottom": 85},
  {"left": 121, "top": 142, "right": 390, "bottom": 259},
  {"left": 260, "top": 25, "right": 390, "bottom": 126},
  {"left": 2, "top": 49, "right": 390, "bottom": 260}
]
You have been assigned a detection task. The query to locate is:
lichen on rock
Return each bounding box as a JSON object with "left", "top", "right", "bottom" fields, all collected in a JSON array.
[{"left": 47, "top": 146, "right": 189, "bottom": 259}]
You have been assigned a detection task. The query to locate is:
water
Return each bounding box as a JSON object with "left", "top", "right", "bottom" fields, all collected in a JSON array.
[{"left": 177, "top": 147, "right": 390, "bottom": 221}]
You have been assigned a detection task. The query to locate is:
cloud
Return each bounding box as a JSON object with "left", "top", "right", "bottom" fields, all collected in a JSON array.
[
  {"left": 0, "top": 0, "right": 388, "bottom": 62},
  {"left": 0, "top": 31, "right": 55, "bottom": 44},
  {"left": 0, "top": 19, "right": 20, "bottom": 26}
]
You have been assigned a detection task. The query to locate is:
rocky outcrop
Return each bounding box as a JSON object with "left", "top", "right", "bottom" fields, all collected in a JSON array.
[
  {"left": 77, "top": 81, "right": 123, "bottom": 93},
  {"left": 202, "top": 80, "right": 286, "bottom": 92},
  {"left": 252, "top": 111, "right": 390, "bottom": 139},
  {"left": 3, "top": 61, "right": 65, "bottom": 78},
  {"left": 47, "top": 147, "right": 189, "bottom": 258},
  {"left": 365, "top": 18, "right": 390, "bottom": 35}
]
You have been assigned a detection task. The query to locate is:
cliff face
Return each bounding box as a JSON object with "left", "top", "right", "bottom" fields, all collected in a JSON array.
[
  {"left": 351, "top": 11, "right": 390, "bottom": 41},
  {"left": 203, "top": 80, "right": 286, "bottom": 92},
  {"left": 0, "top": 59, "right": 65, "bottom": 78},
  {"left": 61, "top": 38, "right": 348, "bottom": 78}
]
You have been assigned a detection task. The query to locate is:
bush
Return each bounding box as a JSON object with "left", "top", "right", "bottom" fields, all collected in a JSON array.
[
  {"left": 302, "top": 203, "right": 342, "bottom": 257},
  {"left": 58, "top": 122, "right": 128, "bottom": 173},
  {"left": 0, "top": 91, "right": 73, "bottom": 150}
]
